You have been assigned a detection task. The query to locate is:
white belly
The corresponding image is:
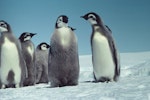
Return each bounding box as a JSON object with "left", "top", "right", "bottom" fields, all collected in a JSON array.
[
  {"left": 57, "top": 27, "right": 72, "bottom": 47},
  {"left": 0, "top": 37, "right": 21, "bottom": 84},
  {"left": 27, "top": 45, "right": 34, "bottom": 59},
  {"left": 92, "top": 32, "right": 115, "bottom": 80}
]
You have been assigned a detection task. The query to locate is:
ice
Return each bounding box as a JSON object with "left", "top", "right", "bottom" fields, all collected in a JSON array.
[{"left": 0, "top": 51, "right": 150, "bottom": 100}]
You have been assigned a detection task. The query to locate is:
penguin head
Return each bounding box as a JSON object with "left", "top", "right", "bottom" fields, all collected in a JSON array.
[
  {"left": 81, "top": 12, "right": 103, "bottom": 26},
  {"left": 38, "top": 42, "right": 50, "bottom": 50},
  {"left": 0, "top": 20, "right": 11, "bottom": 33},
  {"left": 55, "top": 15, "right": 68, "bottom": 28},
  {"left": 19, "top": 32, "right": 36, "bottom": 42}
]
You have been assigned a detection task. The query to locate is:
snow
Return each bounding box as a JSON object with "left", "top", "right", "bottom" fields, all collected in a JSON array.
[{"left": 1, "top": 51, "right": 150, "bottom": 100}]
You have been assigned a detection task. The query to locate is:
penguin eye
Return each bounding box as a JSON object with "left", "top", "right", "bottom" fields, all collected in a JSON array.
[
  {"left": 58, "top": 17, "right": 63, "bottom": 22},
  {"left": 0, "top": 23, "right": 6, "bottom": 28},
  {"left": 90, "top": 16, "right": 96, "bottom": 20},
  {"left": 88, "top": 14, "right": 96, "bottom": 20},
  {"left": 89, "top": 16, "right": 93, "bottom": 19},
  {"left": 42, "top": 44, "right": 46, "bottom": 48},
  {"left": 41, "top": 44, "right": 48, "bottom": 50},
  {"left": 24, "top": 34, "right": 29, "bottom": 38}
]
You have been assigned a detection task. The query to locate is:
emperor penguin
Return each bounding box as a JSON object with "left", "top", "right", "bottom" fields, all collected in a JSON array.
[
  {"left": 48, "top": 15, "right": 79, "bottom": 87},
  {"left": 19, "top": 32, "right": 36, "bottom": 86},
  {"left": 81, "top": 12, "right": 120, "bottom": 82},
  {"left": 0, "top": 20, "right": 27, "bottom": 88},
  {"left": 35, "top": 42, "right": 50, "bottom": 84}
]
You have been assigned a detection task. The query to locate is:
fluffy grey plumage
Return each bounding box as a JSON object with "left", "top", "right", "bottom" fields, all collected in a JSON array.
[
  {"left": 48, "top": 15, "right": 79, "bottom": 87},
  {"left": 35, "top": 42, "right": 50, "bottom": 84},
  {"left": 19, "top": 32, "right": 36, "bottom": 86}
]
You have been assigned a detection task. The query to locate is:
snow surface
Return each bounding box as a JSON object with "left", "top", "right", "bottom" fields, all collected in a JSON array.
[{"left": 1, "top": 51, "right": 150, "bottom": 100}]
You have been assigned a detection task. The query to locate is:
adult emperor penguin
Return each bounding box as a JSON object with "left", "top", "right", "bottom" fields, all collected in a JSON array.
[
  {"left": 48, "top": 15, "right": 79, "bottom": 87},
  {"left": 35, "top": 42, "right": 50, "bottom": 84},
  {"left": 19, "top": 32, "right": 36, "bottom": 86},
  {"left": 81, "top": 12, "right": 120, "bottom": 82},
  {"left": 0, "top": 20, "right": 27, "bottom": 88}
]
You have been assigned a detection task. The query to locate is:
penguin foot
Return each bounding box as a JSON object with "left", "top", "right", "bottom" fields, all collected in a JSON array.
[
  {"left": 1, "top": 84, "right": 6, "bottom": 89},
  {"left": 97, "top": 77, "right": 111, "bottom": 83},
  {"left": 15, "top": 84, "right": 20, "bottom": 88}
]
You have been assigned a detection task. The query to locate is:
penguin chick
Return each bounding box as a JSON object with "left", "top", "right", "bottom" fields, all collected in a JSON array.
[
  {"left": 48, "top": 15, "right": 80, "bottom": 87},
  {"left": 0, "top": 20, "right": 27, "bottom": 88},
  {"left": 35, "top": 42, "right": 50, "bottom": 84},
  {"left": 19, "top": 32, "right": 36, "bottom": 86}
]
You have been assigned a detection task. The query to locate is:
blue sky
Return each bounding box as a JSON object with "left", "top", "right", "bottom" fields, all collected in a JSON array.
[{"left": 0, "top": 0, "right": 150, "bottom": 55}]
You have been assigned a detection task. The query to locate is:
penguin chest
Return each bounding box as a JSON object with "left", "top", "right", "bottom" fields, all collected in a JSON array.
[
  {"left": 27, "top": 45, "right": 34, "bottom": 59},
  {"left": 57, "top": 27, "right": 72, "bottom": 48},
  {"left": 0, "top": 37, "right": 21, "bottom": 83},
  {"left": 92, "top": 32, "right": 115, "bottom": 79}
]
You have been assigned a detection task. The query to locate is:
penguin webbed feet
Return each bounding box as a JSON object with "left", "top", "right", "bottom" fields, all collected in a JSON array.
[
  {"left": 93, "top": 74, "right": 111, "bottom": 83},
  {"left": 1, "top": 84, "right": 20, "bottom": 89},
  {"left": 95, "top": 77, "right": 111, "bottom": 83}
]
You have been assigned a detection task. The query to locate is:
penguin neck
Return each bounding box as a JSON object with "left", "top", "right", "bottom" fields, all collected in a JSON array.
[
  {"left": 1, "top": 32, "right": 13, "bottom": 37},
  {"left": 0, "top": 27, "right": 12, "bottom": 34},
  {"left": 91, "top": 24, "right": 100, "bottom": 33},
  {"left": 1, "top": 32, "right": 15, "bottom": 43},
  {"left": 92, "top": 24, "right": 105, "bottom": 32},
  {"left": 22, "top": 40, "right": 31, "bottom": 43},
  {"left": 56, "top": 22, "right": 68, "bottom": 29}
]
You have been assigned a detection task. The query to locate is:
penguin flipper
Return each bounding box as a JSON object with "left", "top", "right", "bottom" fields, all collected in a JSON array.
[
  {"left": 68, "top": 26, "right": 76, "bottom": 31},
  {"left": 105, "top": 25, "right": 112, "bottom": 33},
  {"left": 108, "top": 35, "right": 120, "bottom": 81},
  {"left": 35, "top": 65, "right": 43, "bottom": 84}
]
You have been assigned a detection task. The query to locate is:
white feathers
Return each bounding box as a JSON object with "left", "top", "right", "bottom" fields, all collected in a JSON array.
[
  {"left": 0, "top": 37, "right": 21, "bottom": 85},
  {"left": 88, "top": 14, "right": 96, "bottom": 20},
  {"left": 0, "top": 22, "right": 8, "bottom": 33},
  {"left": 57, "top": 27, "right": 72, "bottom": 47},
  {"left": 0, "top": 26, "right": 8, "bottom": 33},
  {"left": 57, "top": 17, "right": 63, "bottom": 24},
  {"left": 41, "top": 44, "right": 48, "bottom": 51},
  {"left": 27, "top": 45, "right": 34, "bottom": 58},
  {"left": 88, "top": 14, "right": 97, "bottom": 25},
  {"left": 57, "top": 16, "right": 68, "bottom": 28},
  {"left": 24, "top": 36, "right": 31, "bottom": 41},
  {"left": 92, "top": 32, "right": 115, "bottom": 80},
  {"left": 57, "top": 22, "right": 68, "bottom": 28}
]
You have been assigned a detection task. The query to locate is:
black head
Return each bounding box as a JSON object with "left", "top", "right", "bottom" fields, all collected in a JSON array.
[
  {"left": 81, "top": 12, "right": 103, "bottom": 26},
  {"left": 55, "top": 15, "right": 69, "bottom": 28},
  {"left": 0, "top": 20, "right": 12, "bottom": 33},
  {"left": 38, "top": 42, "right": 50, "bottom": 50},
  {"left": 19, "top": 32, "right": 36, "bottom": 42}
]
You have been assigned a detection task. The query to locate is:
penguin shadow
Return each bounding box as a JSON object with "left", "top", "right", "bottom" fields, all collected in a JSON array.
[{"left": 36, "top": 84, "right": 78, "bottom": 89}]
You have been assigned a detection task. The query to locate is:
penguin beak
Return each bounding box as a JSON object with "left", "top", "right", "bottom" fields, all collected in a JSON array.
[
  {"left": 80, "top": 16, "right": 84, "bottom": 18},
  {"left": 30, "top": 33, "right": 37, "bottom": 37},
  {"left": 47, "top": 45, "right": 50, "bottom": 48},
  {"left": 80, "top": 16, "right": 84, "bottom": 19},
  {"left": 80, "top": 16, "right": 88, "bottom": 20}
]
